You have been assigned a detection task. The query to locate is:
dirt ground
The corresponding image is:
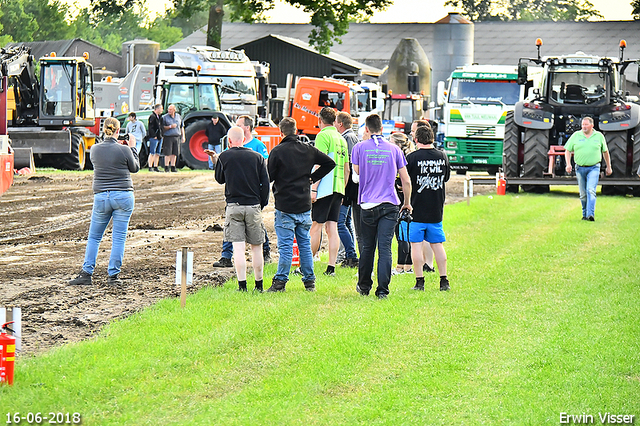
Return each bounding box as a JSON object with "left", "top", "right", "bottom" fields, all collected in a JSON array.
[{"left": 0, "top": 170, "right": 495, "bottom": 356}]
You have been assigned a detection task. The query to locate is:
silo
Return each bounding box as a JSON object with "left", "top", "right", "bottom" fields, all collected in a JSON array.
[
  {"left": 121, "top": 39, "right": 160, "bottom": 76},
  {"left": 432, "top": 13, "right": 474, "bottom": 95},
  {"left": 387, "top": 38, "right": 431, "bottom": 97}
]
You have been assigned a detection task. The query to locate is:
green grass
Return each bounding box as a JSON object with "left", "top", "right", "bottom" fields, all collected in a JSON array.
[{"left": 2, "top": 190, "right": 639, "bottom": 425}]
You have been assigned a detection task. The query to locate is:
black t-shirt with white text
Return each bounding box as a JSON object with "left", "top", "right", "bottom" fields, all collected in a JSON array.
[{"left": 405, "top": 148, "right": 451, "bottom": 223}]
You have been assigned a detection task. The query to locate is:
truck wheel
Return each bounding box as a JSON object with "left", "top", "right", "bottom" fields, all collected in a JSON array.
[
  {"left": 181, "top": 120, "right": 211, "bottom": 170},
  {"left": 503, "top": 111, "right": 520, "bottom": 193},
  {"left": 58, "top": 133, "right": 86, "bottom": 171},
  {"left": 522, "top": 128, "right": 549, "bottom": 193},
  {"left": 602, "top": 131, "right": 627, "bottom": 195},
  {"left": 632, "top": 126, "right": 640, "bottom": 197}
]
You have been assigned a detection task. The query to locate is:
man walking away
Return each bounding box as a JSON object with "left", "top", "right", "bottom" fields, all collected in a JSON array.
[
  {"left": 335, "top": 111, "right": 359, "bottom": 268},
  {"left": 406, "top": 125, "right": 451, "bottom": 292},
  {"left": 267, "top": 117, "right": 335, "bottom": 292},
  {"left": 213, "top": 126, "right": 270, "bottom": 292},
  {"left": 564, "top": 116, "right": 612, "bottom": 221},
  {"left": 351, "top": 114, "right": 412, "bottom": 299},
  {"left": 310, "top": 107, "right": 349, "bottom": 276}
]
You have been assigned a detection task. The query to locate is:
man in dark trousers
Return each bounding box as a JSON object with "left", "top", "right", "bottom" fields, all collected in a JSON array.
[
  {"left": 205, "top": 115, "right": 226, "bottom": 170},
  {"left": 406, "top": 125, "right": 451, "bottom": 292},
  {"left": 208, "top": 126, "right": 270, "bottom": 292},
  {"left": 266, "top": 117, "right": 335, "bottom": 292}
]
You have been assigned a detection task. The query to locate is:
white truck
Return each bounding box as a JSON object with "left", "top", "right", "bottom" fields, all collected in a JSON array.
[{"left": 437, "top": 65, "right": 532, "bottom": 174}]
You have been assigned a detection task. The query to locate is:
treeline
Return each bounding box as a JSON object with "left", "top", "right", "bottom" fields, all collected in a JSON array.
[{"left": 0, "top": 0, "right": 210, "bottom": 53}]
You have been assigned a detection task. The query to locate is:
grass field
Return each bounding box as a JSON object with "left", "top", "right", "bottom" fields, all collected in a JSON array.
[{"left": 2, "top": 190, "right": 639, "bottom": 425}]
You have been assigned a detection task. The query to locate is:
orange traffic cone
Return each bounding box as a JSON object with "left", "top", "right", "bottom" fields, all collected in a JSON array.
[{"left": 292, "top": 238, "right": 300, "bottom": 266}]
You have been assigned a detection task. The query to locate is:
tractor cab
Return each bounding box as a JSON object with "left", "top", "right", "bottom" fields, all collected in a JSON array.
[{"left": 39, "top": 55, "right": 95, "bottom": 128}]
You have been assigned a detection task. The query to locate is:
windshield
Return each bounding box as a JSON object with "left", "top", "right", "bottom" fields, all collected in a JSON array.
[
  {"left": 198, "top": 84, "right": 221, "bottom": 111},
  {"left": 383, "top": 99, "right": 417, "bottom": 123},
  {"left": 357, "top": 92, "right": 370, "bottom": 112},
  {"left": 167, "top": 83, "right": 195, "bottom": 107},
  {"left": 218, "top": 76, "right": 256, "bottom": 102},
  {"left": 449, "top": 79, "right": 520, "bottom": 105},
  {"left": 548, "top": 66, "right": 607, "bottom": 104},
  {"left": 42, "top": 62, "right": 75, "bottom": 117}
]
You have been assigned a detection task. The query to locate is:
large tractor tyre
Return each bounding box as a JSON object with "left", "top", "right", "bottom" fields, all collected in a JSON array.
[
  {"left": 521, "top": 128, "right": 549, "bottom": 193},
  {"left": 632, "top": 126, "right": 640, "bottom": 197},
  {"left": 181, "top": 120, "right": 211, "bottom": 170},
  {"left": 58, "top": 133, "right": 86, "bottom": 171},
  {"left": 503, "top": 111, "right": 520, "bottom": 193},
  {"left": 602, "top": 131, "right": 628, "bottom": 196}
]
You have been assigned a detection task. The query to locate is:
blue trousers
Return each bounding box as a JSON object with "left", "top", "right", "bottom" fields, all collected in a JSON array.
[
  {"left": 82, "top": 191, "right": 134, "bottom": 276},
  {"left": 575, "top": 164, "right": 600, "bottom": 218},
  {"left": 274, "top": 209, "right": 315, "bottom": 283}
]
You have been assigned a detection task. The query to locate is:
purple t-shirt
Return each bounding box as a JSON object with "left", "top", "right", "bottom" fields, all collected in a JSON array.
[{"left": 351, "top": 135, "right": 407, "bottom": 206}]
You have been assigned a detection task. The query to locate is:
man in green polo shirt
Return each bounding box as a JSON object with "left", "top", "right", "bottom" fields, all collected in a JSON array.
[
  {"left": 310, "top": 107, "right": 349, "bottom": 276},
  {"left": 564, "top": 116, "right": 612, "bottom": 221}
]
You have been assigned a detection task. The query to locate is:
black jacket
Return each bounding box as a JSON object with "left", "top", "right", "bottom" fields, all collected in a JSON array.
[
  {"left": 268, "top": 135, "right": 335, "bottom": 214},
  {"left": 148, "top": 112, "right": 162, "bottom": 139},
  {"left": 205, "top": 120, "right": 225, "bottom": 146},
  {"left": 214, "top": 147, "right": 270, "bottom": 207}
]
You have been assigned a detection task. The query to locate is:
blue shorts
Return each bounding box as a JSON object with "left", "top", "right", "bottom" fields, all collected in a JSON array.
[
  {"left": 149, "top": 138, "right": 162, "bottom": 155},
  {"left": 402, "top": 221, "right": 446, "bottom": 244}
]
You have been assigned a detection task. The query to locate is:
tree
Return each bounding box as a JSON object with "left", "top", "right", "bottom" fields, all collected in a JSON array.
[
  {"left": 446, "top": 0, "right": 603, "bottom": 21},
  {"left": 633, "top": 0, "right": 640, "bottom": 20},
  {"left": 172, "top": 0, "right": 393, "bottom": 54}
]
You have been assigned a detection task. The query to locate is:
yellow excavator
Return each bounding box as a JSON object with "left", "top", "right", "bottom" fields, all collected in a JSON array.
[{"left": 1, "top": 45, "right": 100, "bottom": 170}]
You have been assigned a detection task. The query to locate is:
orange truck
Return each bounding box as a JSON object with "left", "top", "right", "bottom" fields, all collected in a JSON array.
[{"left": 255, "top": 76, "right": 367, "bottom": 147}]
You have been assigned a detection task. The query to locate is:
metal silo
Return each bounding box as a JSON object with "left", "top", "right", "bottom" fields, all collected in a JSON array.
[
  {"left": 432, "top": 13, "right": 474, "bottom": 95},
  {"left": 387, "top": 38, "right": 431, "bottom": 97},
  {"left": 121, "top": 39, "right": 160, "bottom": 76}
]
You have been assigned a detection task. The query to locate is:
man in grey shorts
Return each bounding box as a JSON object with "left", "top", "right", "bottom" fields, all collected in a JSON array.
[
  {"left": 161, "top": 104, "right": 185, "bottom": 172},
  {"left": 210, "top": 126, "right": 270, "bottom": 292}
]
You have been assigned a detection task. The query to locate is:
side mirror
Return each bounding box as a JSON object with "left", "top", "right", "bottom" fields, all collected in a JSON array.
[
  {"left": 517, "top": 62, "right": 528, "bottom": 85},
  {"left": 436, "top": 81, "right": 446, "bottom": 106}
]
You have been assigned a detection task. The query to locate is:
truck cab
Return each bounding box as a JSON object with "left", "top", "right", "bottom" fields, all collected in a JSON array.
[{"left": 438, "top": 65, "right": 525, "bottom": 174}]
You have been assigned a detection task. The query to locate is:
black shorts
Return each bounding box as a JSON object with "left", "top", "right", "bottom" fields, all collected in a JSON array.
[
  {"left": 312, "top": 192, "right": 343, "bottom": 223},
  {"left": 162, "top": 135, "right": 180, "bottom": 157}
]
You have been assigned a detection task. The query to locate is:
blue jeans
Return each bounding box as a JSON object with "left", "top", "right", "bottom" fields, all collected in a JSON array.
[
  {"left": 358, "top": 203, "right": 399, "bottom": 297},
  {"left": 338, "top": 204, "right": 357, "bottom": 259},
  {"left": 575, "top": 164, "right": 600, "bottom": 218},
  {"left": 221, "top": 230, "right": 270, "bottom": 259},
  {"left": 274, "top": 209, "right": 315, "bottom": 283},
  {"left": 82, "top": 191, "right": 135, "bottom": 276},
  {"left": 208, "top": 144, "right": 222, "bottom": 169}
]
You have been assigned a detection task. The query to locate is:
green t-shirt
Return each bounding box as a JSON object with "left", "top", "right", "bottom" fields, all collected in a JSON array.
[
  {"left": 565, "top": 130, "right": 607, "bottom": 167},
  {"left": 315, "top": 126, "right": 348, "bottom": 194}
]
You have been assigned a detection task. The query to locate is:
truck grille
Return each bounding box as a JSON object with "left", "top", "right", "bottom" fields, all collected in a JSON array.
[
  {"left": 463, "top": 140, "right": 500, "bottom": 154},
  {"left": 466, "top": 125, "right": 496, "bottom": 137}
]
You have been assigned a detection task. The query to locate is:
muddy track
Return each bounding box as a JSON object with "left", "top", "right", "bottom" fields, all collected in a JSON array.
[{"left": 0, "top": 170, "right": 494, "bottom": 356}]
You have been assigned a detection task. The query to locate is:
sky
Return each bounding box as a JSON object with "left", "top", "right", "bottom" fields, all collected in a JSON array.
[{"left": 67, "top": 0, "right": 633, "bottom": 23}]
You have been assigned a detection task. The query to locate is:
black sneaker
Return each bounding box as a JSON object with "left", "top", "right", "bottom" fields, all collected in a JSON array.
[
  {"left": 171, "top": 166, "right": 177, "bottom": 172},
  {"left": 148, "top": 167, "right": 154, "bottom": 172},
  {"left": 323, "top": 269, "right": 336, "bottom": 277},
  {"left": 423, "top": 264, "right": 436, "bottom": 273},
  {"left": 303, "top": 280, "right": 316, "bottom": 292},
  {"left": 292, "top": 267, "right": 302, "bottom": 275},
  {"left": 212, "top": 257, "right": 233, "bottom": 268},
  {"left": 253, "top": 285, "right": 264, "bottom": 293},
  {"left": 153, "top": 167, "right": 160, "bottom": 172},
  {"left": 266, "top": 279, "right": 286, "bottom": 292},
  {"left": 107, "top": 274, "right": 122, "bottom": 286},
  {"left": 413, "top": 279, "right": 425, "bottom": 291},
  {"left": 69, "top": 270, "right": 92, "bottom": 285},
  {"left": 582, "top": 216, "right": 588, "bottom": 221},
  {"left": 356, "top": 284, "right": 369, "bottom": 296},
  {"left": 377, "top": 293, "right": 388, "bottom": 299},
  {"left": 588, "top": 216, "right": 595, "bottom": 222},
  {"left": 440, "top": 278, "right": 450, "bottom": 291},
  {"left": 341, "top": 258, "right": 359, "bottom": 268},
  {"left": 237, "top": 286, "right": 248, "bottom": 292},
  {"left": 164, "top": 166, "right": 170, "bottom": 173}
]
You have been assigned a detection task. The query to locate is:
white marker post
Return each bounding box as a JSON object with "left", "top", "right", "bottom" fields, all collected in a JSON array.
[{"left": 176, "top": 247, "right": 193, "bottom": 308}]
